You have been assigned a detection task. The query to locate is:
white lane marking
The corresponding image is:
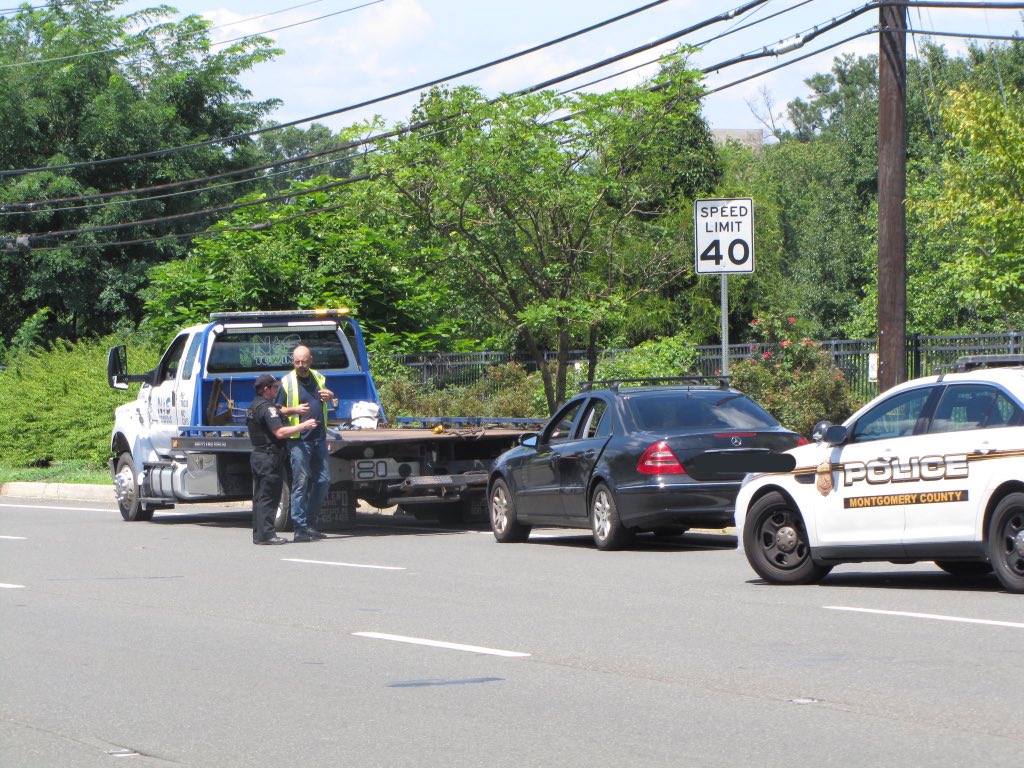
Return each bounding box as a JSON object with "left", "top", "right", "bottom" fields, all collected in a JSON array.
[
  {"left": 825, "top": 605, "right": 1024, "bottom": 629},
  {"left": 0, "top": 535, "right": 27, "bottom": 540},
  {"left": 283, "top": 558, "right": 405, "bottom": 571},
  {"left": 0, "top": 503, "right": 112, "bottom": 512},
  {"left": 353, "top": 632, "right": 530, "bottom": 657},
  {"left": 0, "top": 583, "right": 26, "bottom": 589}
]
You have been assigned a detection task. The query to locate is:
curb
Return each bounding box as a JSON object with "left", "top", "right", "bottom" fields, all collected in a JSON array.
[{"left": 0, "top": 482, "right": 114, "bottom": 502}]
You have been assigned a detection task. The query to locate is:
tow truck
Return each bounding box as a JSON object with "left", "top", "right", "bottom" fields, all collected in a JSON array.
[{"left": 107, "top": 309, "right": 539, "bottom": 529}]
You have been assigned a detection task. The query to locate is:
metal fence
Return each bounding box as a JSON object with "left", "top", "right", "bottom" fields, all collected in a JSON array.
[{"left": 391, "top": 332, "right": 1024, "bottom": 400}]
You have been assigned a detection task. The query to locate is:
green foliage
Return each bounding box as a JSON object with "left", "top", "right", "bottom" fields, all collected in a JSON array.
[
  {"left": 729, "top": 314, "right": 858, "bottom": 437},
  {"left": 0, "top": 334, "right": 160, "bottom": 468},
  {"left": 374, "top": 363, "right": 547, "bottom": 421},
  {"left": 0, "top": 1, "right": 281, "bottom": 346}
]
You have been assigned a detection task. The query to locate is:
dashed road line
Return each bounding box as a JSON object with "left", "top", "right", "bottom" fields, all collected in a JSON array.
[
  {"left": 353, "top": 631, "right": 530, "bottom": 657},
  {"left": 0, "top": 535, "right": 27, "bottom": 540},
  {"left": 283, "top": 558, "right": 405, "bottom": 570},
  {"left": 0, "top": 583, "right": 26, "bottom": 589},
  {"left": 825, "top": 605, "right": 1024, "bottom": 629}
]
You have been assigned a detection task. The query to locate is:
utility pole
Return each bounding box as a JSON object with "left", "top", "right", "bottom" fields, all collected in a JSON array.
[{"left": 877, "top": 1, "right": 908, "bottom": 391}]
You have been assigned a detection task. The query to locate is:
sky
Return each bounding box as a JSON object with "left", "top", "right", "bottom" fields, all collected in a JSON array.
[{"left": 114, "top": 0, "right": 1024, "bottom": 135}]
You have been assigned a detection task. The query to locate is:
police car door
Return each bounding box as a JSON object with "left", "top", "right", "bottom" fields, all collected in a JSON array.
[
  {"left": 903, "top": 383, "right": 1021, "bottom": 545},
  {"left": 816, "top": 385, "right": 939, "bottom": 549}
]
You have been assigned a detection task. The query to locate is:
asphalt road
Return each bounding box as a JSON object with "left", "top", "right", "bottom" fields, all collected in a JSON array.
[{"left": 1, "top": 497, "right": 1021, "bottom": 767}]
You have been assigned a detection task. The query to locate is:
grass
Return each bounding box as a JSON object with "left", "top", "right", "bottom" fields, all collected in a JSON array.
[{"left": 0, "top": 461, "right": 111, "bottom": 486}]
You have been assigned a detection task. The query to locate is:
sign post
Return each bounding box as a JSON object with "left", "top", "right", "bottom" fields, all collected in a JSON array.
[{"left": 694, "top": 198, "right": 755, "bottom": 377}]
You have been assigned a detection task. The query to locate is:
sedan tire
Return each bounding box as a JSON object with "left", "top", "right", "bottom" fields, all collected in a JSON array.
[
  {"left": 743, "top": 491, "right": 831, "bottom": 585},
  {"left": 489, "top": 478, "right": 530, "bottom": 543},
  {"left": 987, "top": 492, "right": 1024, "bottom": 594},
  {"left": 590, "top": 482, "right": 633, "bottom": 551}
]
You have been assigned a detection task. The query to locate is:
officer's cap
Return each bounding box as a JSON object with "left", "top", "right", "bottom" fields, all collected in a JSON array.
[{"left": 254, "top": 374, "right": 278, "bottom": 393}]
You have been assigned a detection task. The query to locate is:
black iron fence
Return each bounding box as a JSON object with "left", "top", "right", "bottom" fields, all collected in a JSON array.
[{"left": 391, "top": 332, "right": 1024, "bottom": 400}]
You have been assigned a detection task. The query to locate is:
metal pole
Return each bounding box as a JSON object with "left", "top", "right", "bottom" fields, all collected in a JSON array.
[
  {"left": 878, "top": 0, "right": 908, "bottom": 391},
  {"left": 721, "top": 274, "right": 729, "bottom": 377}
]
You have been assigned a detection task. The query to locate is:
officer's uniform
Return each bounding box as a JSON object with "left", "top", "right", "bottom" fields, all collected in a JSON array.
[{"left": 246, "top": 392, "right": 288, "bottom": 543}]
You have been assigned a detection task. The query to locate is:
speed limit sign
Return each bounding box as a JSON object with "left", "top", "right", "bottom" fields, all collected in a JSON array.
[{"left": 694, "top": 198, "right": 754, "bottom": 274}]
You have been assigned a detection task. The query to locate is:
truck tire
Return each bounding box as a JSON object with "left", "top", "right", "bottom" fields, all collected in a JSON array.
[
  {"left": 114, "top": 453, "right": 153, "bottom": 522},
  {"left": 274, "top": 477, "right": 293, "bottom": 532}
]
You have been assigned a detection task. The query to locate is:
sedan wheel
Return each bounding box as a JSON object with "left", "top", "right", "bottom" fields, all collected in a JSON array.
[
  {"left": 590, "top": 482, "right": 633, "bottom": 551},
  {"left": 988, "top": 492, "right": 1024, "bottom": 593},
  {"left": 743, "top": 492, "right": 831, "bottom": 585},
  {"left": 489, "top": 478, "right": 530, "bottom": 543}
]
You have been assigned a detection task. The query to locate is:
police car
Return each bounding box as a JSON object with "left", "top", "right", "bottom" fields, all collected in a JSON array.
[{"left": 734, "top": 364, "right": 1024, "bottom": 592}]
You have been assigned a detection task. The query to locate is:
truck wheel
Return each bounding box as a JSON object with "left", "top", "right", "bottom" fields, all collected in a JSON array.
[
  {"left": 987, "top": 492, "right": 1024, "bottom": 593},
  {"left": 590, "top": 482, "right": 633, "bottom": 551},
  {"left": 274, "top": 478, "right": 293, "bottom": 532},
  {"left": 743, "top": 492, "right": 831, "bottom": 585},
  {"left": 114, "top": 453, "right": 153, "bottom": 522},
  {"left": 489, "top": 478, "right": 530, "bottom": 542}
]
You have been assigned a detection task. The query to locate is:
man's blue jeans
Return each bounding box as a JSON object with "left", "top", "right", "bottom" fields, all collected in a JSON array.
[{"left": 287, "top": 438, "right": 330, "bottom": 531}]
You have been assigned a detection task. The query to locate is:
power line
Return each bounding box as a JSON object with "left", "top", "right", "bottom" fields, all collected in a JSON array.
[
  {"left": 0, "top": 0, "right": 767, "bottom": 178},
  {"left": 0, "top": 0, "right": 385, "bottom": 71}
]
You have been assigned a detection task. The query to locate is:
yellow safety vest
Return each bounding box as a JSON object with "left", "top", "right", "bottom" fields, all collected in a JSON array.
[{"left": 280, "top": 369, "right": 327, "bottom": 438}]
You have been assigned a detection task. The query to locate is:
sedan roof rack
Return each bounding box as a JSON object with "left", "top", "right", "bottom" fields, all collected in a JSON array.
[{"left": 580, "top": 376, "right": 730, "bottom": 393}]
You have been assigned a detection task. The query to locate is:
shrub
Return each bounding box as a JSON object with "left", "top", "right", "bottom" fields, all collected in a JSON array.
[
  {"left": 0, "top": 335, "right": 161, "bottom": 468},
  {"left": 729, "top": 314, "right": 858, "bottom": 437}
]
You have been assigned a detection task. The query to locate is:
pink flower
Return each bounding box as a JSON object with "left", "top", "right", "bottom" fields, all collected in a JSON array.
[
  {"left": 762, "top": 352, "right": 772, "bottom": 360},
  {"left": 788, "top": 316, "right": 796, "bottom": 324},
  {"left": 781, "top": 339, "right": 792, "bottom": 347},
  {"left": 751, "top": 319, "right": 760, "bottom": 325}
]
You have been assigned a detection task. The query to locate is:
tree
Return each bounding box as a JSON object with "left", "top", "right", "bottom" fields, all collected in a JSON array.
[
  {"left": 0, "top": 1, "right": 280, "bottom": 346},
  {"left": 908, "top": 84, "right": 1024, "bottom": 327},
  {"left": 370, "top": 57, "right": 720, "bottom": 411}
]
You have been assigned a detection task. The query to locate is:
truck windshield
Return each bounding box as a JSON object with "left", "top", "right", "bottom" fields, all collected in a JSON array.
[{"left": 207, "top": 329, "right": 352, "bottom": 373}]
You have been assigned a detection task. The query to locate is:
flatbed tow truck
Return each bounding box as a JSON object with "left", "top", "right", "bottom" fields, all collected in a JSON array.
[{"left": 107, "top": 309, "right": 540, "bottom": 529}]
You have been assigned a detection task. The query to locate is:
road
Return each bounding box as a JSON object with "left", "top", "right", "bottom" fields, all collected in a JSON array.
[{"left": 1, "top": 498, "right": 1021, "bottom": 767}]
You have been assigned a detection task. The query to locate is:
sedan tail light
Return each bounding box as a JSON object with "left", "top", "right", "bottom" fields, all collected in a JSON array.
[{"left": 637, "top": 441, "right": 686, "bottom": 475}]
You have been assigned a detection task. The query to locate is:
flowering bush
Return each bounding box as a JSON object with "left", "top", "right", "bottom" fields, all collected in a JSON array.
[{"left": 729, "top": 314, "right": 858, "bottom": 438}]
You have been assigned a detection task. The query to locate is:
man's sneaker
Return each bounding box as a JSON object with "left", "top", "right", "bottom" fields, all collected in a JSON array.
[
  {"left": 293, "top": 529, "right": 315, "bottom": 542},
  {"left": 306, "top": 529, "right": 327, "bottom": 539}
]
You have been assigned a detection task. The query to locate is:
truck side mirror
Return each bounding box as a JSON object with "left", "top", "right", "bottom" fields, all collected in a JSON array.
[{"left": 107, "top": 345, "right": 129, "bottom": 390}]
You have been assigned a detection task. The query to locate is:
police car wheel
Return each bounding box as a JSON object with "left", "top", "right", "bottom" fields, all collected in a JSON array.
[
  {"left": 743, "top": 492, "right": 831, "bottom": 585},
  {"left": 987, "top": 492, "right": 1024, "bottom": 594}
]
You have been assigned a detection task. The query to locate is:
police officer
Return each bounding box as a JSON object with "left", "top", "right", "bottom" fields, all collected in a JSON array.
[{"left": 247, "top": 374, "right": 318, "bottom": 545}]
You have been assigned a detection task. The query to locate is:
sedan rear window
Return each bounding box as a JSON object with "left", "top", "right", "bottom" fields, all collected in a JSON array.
[{"left": 626, "top": 392, "right": 779, "bottom": 431}]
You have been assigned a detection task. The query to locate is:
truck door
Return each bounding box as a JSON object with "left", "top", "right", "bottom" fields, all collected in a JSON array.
[{"left": 148, "top": 333, "right": 200, "bottom": 457}]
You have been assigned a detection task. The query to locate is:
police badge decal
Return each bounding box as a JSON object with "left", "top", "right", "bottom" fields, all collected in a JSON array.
[{"left": 815, "top": 459, "right": 833, "bottom": 496}]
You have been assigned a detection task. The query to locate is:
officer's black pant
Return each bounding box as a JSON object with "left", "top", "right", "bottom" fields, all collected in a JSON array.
[{"left": 251, "top": 448, "right": 285, "bottom": 542}]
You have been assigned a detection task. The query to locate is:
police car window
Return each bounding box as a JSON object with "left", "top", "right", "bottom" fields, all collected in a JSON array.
[
  {"left": 545, "top": 401, "right": 584, "bottom": 444},
  {"left": 988, "top": 391, "right": 1024, "bottom": 427},
  {"left": 580, "top": 400, "right": 608, "bottom": 439},
  {"left": 850, "top": 387, "right": 932, "bottom": 442},
  {"left": 929, "top": 385, "right": 996, "bottom": 433}
]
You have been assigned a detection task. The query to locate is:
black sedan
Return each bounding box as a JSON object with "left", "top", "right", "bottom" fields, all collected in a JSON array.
[{"left": 487, "top": 378, "right": 803, "bottom": 549}]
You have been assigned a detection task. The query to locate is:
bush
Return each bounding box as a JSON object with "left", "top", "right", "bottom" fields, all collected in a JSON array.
[
  {"left": 0, "top": 335, "right": 160, "bottom": 469},
  {"left": 729, "top": 314, "right": 858, "bottom": 437}
]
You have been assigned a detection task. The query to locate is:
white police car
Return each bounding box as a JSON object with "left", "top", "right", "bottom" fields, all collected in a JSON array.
[{"left": 735, "top": 364, "right": 1024, "bottom": 592}]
